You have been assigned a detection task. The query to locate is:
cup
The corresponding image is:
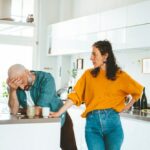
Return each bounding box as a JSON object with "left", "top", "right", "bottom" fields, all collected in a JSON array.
[
  {"left": 42, "top": 107, "right": 50, "bottom": 118},
  {"left": 27, "top": 106, "right": 35, "bottom": 118}
]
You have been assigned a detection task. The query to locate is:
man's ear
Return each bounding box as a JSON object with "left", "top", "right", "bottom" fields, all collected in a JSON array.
[{"left": 25, "top": 69, "right": 30, "bottom": 74}]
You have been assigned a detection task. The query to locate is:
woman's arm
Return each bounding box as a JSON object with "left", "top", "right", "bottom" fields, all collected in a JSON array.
[{"left": 49, "top": 99, "right": 74, "bottom": 117}]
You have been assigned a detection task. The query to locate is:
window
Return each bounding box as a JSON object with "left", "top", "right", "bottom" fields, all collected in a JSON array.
[
  {"left": 11, "top": 0, "right": 34, "bottom": 22},
  {"left": 0, "top": 44, "right": 32, "bottom": 98}
]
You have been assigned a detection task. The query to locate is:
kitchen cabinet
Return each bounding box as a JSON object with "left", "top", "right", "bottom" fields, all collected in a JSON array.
[
  {"left": 47, "top": 0, "right": 150, "bottom": 55},
  {"left": 126, "top": 24, "right": 150, "bottom": 49},
  {"left": 48, "top": 31, "right": 98, "bottom": 55},
  {"left": 47, "top": 14, "right": 100, "bottom": 55},
  {"left": 0, "top": 115, "right": 61, "bottom": 150},
  {"left": 98, "top": 28, "right": 126, "bottom": 50},
  {"left": 121, "top": 117, "right": 150, "bottom": 150},
  {"left": 68, "top": 105, "right": 88, "bottom": 150},
  {"left": 127, "top": 0, "right": 150, "bottom": 26},
  {"left": 50, "top": 14, "right": 100, "bottom": 38},
  {"left": 100, "top": 6, "right": 127, "bottom": 31}
]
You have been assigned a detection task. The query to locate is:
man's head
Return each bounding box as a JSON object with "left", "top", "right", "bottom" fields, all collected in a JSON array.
[{"left": 8, "top": 64, "right": 32, "bottom": 90}]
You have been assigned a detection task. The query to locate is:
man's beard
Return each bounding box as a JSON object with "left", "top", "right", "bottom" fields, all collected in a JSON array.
[{"left": 24, "top": 76, "right": 33, "bottom": 91}]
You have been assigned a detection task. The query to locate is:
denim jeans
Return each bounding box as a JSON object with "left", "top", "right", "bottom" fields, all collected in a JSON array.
[{"left": 85, "top": 109, "right": 124, "bottom": 150}]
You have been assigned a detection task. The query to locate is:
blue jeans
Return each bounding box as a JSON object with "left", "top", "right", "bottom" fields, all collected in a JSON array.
[{"left": 85, "top": 109, "right": 124, "bottom": 150}]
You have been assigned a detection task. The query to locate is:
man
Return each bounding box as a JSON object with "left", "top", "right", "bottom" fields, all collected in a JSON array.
[{"left": 7, "top": 64, "right": 77, "bottom": 150}]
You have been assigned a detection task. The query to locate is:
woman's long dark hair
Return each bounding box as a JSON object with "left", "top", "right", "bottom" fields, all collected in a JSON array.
[{"left": 91, "top": 40, "right": 120, "bottom": 80}]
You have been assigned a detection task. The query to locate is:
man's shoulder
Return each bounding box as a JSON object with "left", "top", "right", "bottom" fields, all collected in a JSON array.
[
  {"left": 33, "top": 71, "right": 54, "bottom": 84},
  {"left": 33, "top": 71, "right": 53, "bottom": 78}
]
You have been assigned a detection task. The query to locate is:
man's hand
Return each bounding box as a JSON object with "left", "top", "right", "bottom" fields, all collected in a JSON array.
[{"left": 7, "top": 77, "right": 22, "bottom": 90}]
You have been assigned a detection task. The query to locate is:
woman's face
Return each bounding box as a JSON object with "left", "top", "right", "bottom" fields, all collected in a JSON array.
[{"left": 90, "top": 46, "right": 107, "bottom": 68}]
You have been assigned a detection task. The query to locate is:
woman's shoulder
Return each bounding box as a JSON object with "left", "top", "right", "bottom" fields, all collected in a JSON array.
[
  {"left": 83, "top": 68, "right": 93, "bottom": 75},
  {"left": 117, "top": 69, "right": 131, "bottom": 79}
]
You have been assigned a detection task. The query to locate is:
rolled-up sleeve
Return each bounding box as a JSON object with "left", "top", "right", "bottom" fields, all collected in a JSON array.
[
  {"left": 122, "top": 72, "right": 144, "bottom": 101},
  {"left": 68, "top": 71, "right": 86, "bottom": 106}
]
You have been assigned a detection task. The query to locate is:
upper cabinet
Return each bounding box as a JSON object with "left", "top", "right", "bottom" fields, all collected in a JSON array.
[
  {"left": 51, "top": 14, "right": 100, "bottom": 38},
  {"left": 48, "top": 0, "right": 150, "bottom": 55},
  {"left": 48, "top": 14, "right": 100, "bottom": 55},
  {"left": 100, "top": 7, "right": 127, "bottom": 31},
  {"left": 127, "top": 0, "right": 150, "bottom": 26},
  {"left": 126, "top": 24, "right": 150, "bottom": 49}
]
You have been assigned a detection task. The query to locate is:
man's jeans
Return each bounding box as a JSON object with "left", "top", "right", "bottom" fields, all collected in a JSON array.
[{"left": 85, "top": 109, "right": 124, "bottom": 150}]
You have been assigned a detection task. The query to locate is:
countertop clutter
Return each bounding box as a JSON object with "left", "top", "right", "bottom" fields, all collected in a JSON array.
[{"left": 121, "top": 109, "right": 150, "bottom": 122}]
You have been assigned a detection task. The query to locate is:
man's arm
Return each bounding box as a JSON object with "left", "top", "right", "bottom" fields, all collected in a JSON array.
[
  {"left": 7, "top": 78, "right": 21, "bottom": 114},
  {"left": 8, "top": 88, "right": 19, "bottom": 114}
]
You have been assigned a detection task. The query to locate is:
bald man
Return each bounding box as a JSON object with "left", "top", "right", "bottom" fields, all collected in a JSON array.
[{"left": 7, "top": 64, "right": 77, "bottom": 150}]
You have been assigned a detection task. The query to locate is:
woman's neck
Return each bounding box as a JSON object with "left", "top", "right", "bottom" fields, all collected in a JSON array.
[{"left": 100, "top": 63, "right": 106, "bottom": 71}]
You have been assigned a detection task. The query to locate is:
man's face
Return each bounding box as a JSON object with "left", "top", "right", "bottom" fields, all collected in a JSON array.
[
  {"left": 8, "top": 71, "right": 29, "bottom": 90},
  {"left": 18, "top": 73, "right": 29, "bottom": 90}
]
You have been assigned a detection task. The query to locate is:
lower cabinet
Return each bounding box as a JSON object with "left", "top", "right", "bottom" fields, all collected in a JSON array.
[
  {"left": 68, "top": 109, "right": 150, "bottom": 150},
  {"left": 121, "top": 117, "right": 150, "bottom": 150},
  {"left": 68, "top": 105, "right": 88, "bottom": 150}
]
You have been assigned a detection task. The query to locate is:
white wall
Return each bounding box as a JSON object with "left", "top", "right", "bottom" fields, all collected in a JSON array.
[{"left": 115, "top": 49, "right": 150, "bottom": 102}]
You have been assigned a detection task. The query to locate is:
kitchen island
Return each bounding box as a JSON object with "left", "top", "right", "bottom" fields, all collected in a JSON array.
[
  {"left": 0, "top": 114, "right": 60, "bottom": 150},
  {"left": 120, "top": 109, "right": 150, "bottom": 150},
  {"left": 68, "top": 105, "right": 150, "bottom": 150}
]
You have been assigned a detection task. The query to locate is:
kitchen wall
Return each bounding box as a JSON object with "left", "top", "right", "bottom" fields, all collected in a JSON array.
[
  {"left": 35, "top": 0, "right": 150, "bottom": 93},
  {"left": 36, "top": 0, "right": 147, "bottom": 73},
  {"left": 70, "top": 48, "right": 150, "bottom": 103}
]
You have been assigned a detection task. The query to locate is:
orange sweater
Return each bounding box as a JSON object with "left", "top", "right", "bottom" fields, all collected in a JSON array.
[{"left": 68, "top": 69, "right": 143, "bottom": 118}]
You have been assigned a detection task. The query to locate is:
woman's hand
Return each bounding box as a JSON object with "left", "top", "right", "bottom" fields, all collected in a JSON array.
[
  {"left": 121, "top": 98, "right": 136, "bottom": 112},
  {"left": 49, "top": 112, "right": 61, "bottom": 118}
]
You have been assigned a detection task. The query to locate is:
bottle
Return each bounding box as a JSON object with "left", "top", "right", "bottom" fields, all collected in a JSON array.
[
  {"left": 140, "top": 88, "right": 147, "bottom": 109},
  {"left": 133, "top": 99, "right": 141, "bottom": 110}
]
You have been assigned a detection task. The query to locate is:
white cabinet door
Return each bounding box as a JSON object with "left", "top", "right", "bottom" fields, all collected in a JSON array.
[
  {"left": 77, "top": 14, "right": 100, "bottom": 34},
  {"left": 127, "top": 0, "right": 150, "bottom": 26},
  {"left": 97, "top": 28, "right": 126, "bottom": 50},
  {"left": 48, "top": 14, "right": 100, "bottom": 55},
  {"left": 50, "top": 33, "right": 98, "bottom": 55},
  {"left": 68, "top": 105, "right": 88, "bottom": 150},
  {"left": 121, "top": 117, "right": 150, "bottom": 150},
  {"left": 100, "top": 7, "right": 127, "bottom": 31},
  {"left": 126, "top": 24, "right": 150, "bottom": 49}
]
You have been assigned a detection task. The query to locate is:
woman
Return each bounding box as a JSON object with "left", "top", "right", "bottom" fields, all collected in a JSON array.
[{"left": 50, "top": 40, "right": 143, "bottom": 150}]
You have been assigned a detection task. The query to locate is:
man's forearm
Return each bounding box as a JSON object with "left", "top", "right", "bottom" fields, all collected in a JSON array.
[{"left": 8, "top": 89, "right": 19, "bottom": 114}]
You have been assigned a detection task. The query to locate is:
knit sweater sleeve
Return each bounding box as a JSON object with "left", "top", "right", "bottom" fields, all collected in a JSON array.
[
  {"left": 121, "top": 71, "right": 144, "bottom": 101},
  {"left": 68, "top": 70, "right": 87, "bottom": 106}
]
